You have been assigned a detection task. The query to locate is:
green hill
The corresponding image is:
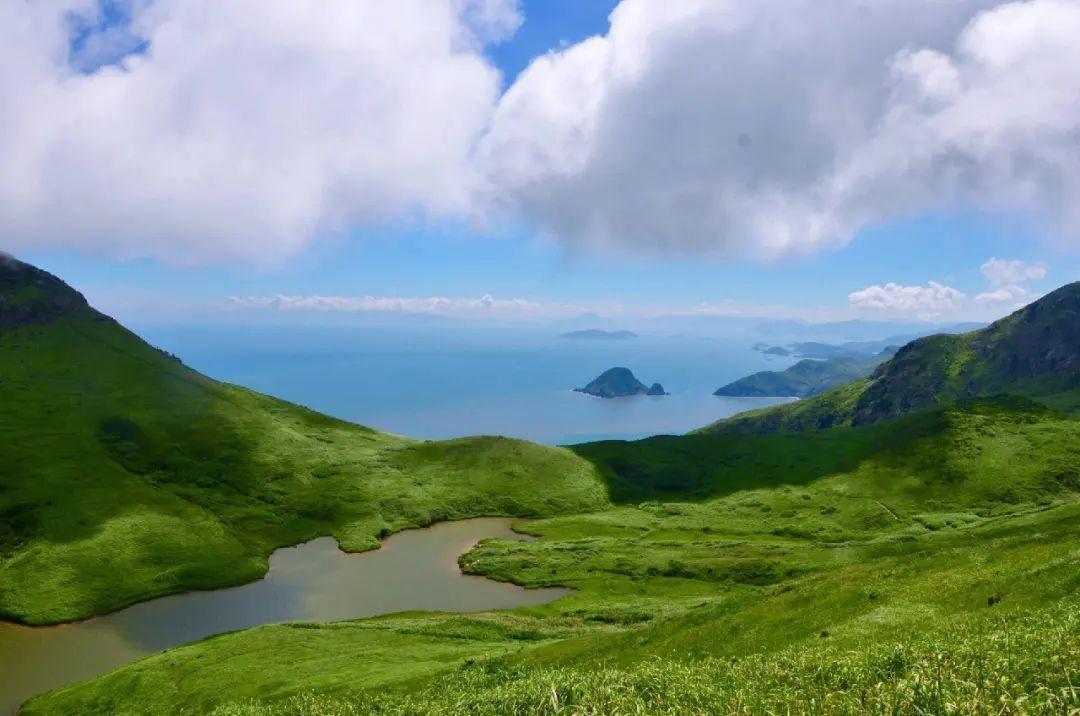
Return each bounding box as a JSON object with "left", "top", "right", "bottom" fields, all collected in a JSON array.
[
  {"left": 714, "top": 348, "right": 896, "bottom": 398},
  {"left": 24, "top": 396, "right": 1080, "bottom": 714},
  {"left": 6, "top": 257, "right": 1079, "bottom": 714},
  {"left": 0, "top": 256, "right": 607, "bottom": 624},
  {"left": 703, "top": 283, "right": 1080, "bottom": 435}
]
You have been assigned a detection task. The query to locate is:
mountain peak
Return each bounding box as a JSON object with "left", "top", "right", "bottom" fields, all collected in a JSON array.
[{"left": 0, "top": 253, "right": 91, "bottom": 328}]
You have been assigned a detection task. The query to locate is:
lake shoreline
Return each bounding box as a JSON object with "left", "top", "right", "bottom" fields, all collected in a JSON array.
[{"left": 1, "top": 517, "right": 570, "bottom": 715}]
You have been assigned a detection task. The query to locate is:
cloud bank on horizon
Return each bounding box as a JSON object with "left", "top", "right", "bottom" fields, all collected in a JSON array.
[
  {"left": 2, "top": 0, "right": 1080, "bottom": 264},
  {"left": 848, "top": 258, "right": 1049, "bottom": 319}
]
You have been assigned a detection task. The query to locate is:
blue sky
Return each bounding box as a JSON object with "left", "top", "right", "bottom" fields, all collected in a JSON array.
[{"left": 10, "top": 0, "right": 1080, "bottom": 328}]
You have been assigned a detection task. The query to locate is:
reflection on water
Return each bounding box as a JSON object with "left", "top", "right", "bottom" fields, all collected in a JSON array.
[{"left": 0, "top": 518, "right": 569, "bottom": 714}]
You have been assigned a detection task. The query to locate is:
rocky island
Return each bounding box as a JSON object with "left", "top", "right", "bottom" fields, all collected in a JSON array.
[{"left": 574, "top": 367, "right": 667, "bottom": 398}]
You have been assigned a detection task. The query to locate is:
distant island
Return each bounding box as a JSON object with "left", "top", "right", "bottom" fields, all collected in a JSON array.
[
  {"left": 754, "top": 340, "right": 881, "bottom": 360},
  {"left": 753, "top": 323, "right": 986, "bottom": 361},
  {"left": 561, "top": 329, "right": 638, "bottom": 340},
  {"left": 715, "top": 348, "right": 898, "bottom": 398},
  {"left": 574, "top": 367, "right": 667, "bottom": 398},
  {"left": 753, "top": 342, "right": 793, "bottom": 357}
]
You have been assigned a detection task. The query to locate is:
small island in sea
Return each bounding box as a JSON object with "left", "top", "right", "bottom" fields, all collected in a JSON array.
[{"left": 574, "top": 367, "right": 667, "bottom": 398}]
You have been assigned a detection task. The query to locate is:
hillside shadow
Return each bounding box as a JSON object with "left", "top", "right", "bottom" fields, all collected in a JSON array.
[{"left": 568, "top": 407, "right": 951, "bottom": 504}]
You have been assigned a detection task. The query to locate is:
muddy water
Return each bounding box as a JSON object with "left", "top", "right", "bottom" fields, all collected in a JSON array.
[{"left": 0, "top": 518, "right": 569, "bottom": 713}]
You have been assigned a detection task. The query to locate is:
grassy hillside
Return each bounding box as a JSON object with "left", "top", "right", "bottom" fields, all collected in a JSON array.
[
  {"left": 703, "top": 282, "right": 1080, "bottom": 435},
  {"left": 23, "top": 398, "right": 1080, "bottom": 714},
  {"left": 7, "top": 257, "right": 1079, "bottom": 714},
  {"left": 207, "top": 601, "right": 1079, "bottom": 715},
  {"left": 0, "top": 257, "right": 607, "bottom": 624},
  {"left": 713, "top": 349, "right": 894, "bottom": 398}
]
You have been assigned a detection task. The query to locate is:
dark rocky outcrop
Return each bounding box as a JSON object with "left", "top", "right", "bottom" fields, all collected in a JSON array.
[{"left": 0, "top": 252, "right": 91, "bottom": 329}]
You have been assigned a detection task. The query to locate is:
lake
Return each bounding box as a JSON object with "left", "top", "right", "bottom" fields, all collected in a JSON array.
[{"left": 0, "top": 518, "right": 569, "bottom": 715}]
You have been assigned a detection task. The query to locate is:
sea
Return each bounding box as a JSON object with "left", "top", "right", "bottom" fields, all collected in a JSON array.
[{"left": 135, "top": 324, "right": 796, "bottom": 446}]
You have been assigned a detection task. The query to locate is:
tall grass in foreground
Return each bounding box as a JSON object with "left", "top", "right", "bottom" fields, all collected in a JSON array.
[{"left": 214, "top": 604, "right": 1079, "bottom": 715}]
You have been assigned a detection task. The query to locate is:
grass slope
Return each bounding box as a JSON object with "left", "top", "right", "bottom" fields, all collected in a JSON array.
[
  {"left": 213, "top": 602, "right": 1080, "bottom": 715},
  {"left": 0, "top": 258, "right": 606, "bottom": 624},
  {"left": 713, "top": 349, "right": 893, "bottom": 398},
  {"left": 703, "top": 282, "right": 1080, "bottom": 435},
  {"left": 7, "top": 258, "right": 1080, "bottom": 714},
  {"left": 24, "top": 398, "right": 1080, "bottom": 714}
]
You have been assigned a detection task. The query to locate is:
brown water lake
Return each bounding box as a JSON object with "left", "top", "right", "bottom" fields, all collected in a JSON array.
[{"left": 0, "top": 517, "right": 570, "bottom": 714}]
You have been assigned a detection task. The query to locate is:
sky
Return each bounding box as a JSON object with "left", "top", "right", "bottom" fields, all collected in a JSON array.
[{"left": 5, "top": 0, "right": 1080, "bottom": 328}]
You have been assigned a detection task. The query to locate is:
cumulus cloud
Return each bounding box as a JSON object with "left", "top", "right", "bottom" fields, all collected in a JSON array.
[
  {"left": 0, "top": 0, "right": 515, "bottom": 263},
  {"left": 974, "top": 257, "right": 1047, "bottom": 304},
  {"left": 4, "top": 0, "right": 1080, "bottom": 263},
  {"left": 979, "top": 257, "right": 1047, "bottom": 286},
  {"left": 481, "top": 0, "right": 1080, "bottom": 257},
  {"left": 848, "top": 282, "right": 967, "bottom": 318},
  {"left": 853, "top": 256, "right": 1049, "bottom": 315},
  {"left": 974, "top": 284, "right": 1030, "bottom": 304}
]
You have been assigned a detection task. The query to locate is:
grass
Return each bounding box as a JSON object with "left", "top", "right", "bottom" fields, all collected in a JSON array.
[
  {"left": 22, "top": 399, "right": 1080, "bottom": 714},
  {"left": 5, "top": 262, "right": 1080, "bottom": 714},
  {"left": 0, "top": 312, "right": 606, "bottom": 624},
  {"left": 210, "top": 601, "right": 1080, "bottom": 715}
]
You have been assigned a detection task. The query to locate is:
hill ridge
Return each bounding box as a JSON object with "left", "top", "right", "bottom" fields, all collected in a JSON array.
[
  {"left": 704, "top": 282, "right": 1080, "bottom": 434},
  {"left": 0, "top": 253, "right": 94, "bottom": 328}
]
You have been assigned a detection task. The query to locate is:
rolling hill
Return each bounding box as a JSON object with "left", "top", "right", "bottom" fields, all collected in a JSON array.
[
  {"left": 0, "top": 255, "right": 607, "bottom": 624},
  {"left": 5, "top": 256, "right": 1078, "bottom": 714}
]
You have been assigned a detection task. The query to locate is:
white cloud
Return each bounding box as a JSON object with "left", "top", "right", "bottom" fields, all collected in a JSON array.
[
  {"left": 974, "top": 284, "right": 1029, "bottom": 304},
  {"left": 974, "top": 257, "right": 1047, "bottom": 304},
  {"left": 4, "top": 0, "right": 1080, "bottom": 263},
  {"left": 979, "top": 257, "right": 1047, "bottom": 286},
  {"left": 854, "top": 255, "right": 1049, "bottom": 315},
  {"left": 227, "top": 293, "right": 580, "bottom": 319},
  {"left": 848, "top": 282, "right": 967, "bottom": 318},
  {"left": 480, "top": 0, "right": 1080, "bottom": 257},
  {"left": 0, "top": 0, "right": 515, "bottom": 263}
]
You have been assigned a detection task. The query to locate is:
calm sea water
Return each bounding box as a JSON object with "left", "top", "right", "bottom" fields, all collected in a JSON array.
[{"left": 136, "top": 324, "right": 794, "bottom": 444}]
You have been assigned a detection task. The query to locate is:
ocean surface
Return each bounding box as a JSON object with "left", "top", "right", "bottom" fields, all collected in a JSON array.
[{"left": 136, "top": 324, "right": 795, "bottom": 445}]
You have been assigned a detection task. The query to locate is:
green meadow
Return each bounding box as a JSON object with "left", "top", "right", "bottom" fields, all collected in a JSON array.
[{"left": 3, "top": 259, "right": 1079, "bottom": 714}]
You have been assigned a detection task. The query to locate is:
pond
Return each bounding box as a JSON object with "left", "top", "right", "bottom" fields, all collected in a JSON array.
[{"left": 0, "top": 518, "right": 569, "bottom": 714}]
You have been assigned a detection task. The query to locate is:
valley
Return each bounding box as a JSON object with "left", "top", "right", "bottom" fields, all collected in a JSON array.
[{"left": 2, "top": 258, "right": 1078, "bottom": 714}]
